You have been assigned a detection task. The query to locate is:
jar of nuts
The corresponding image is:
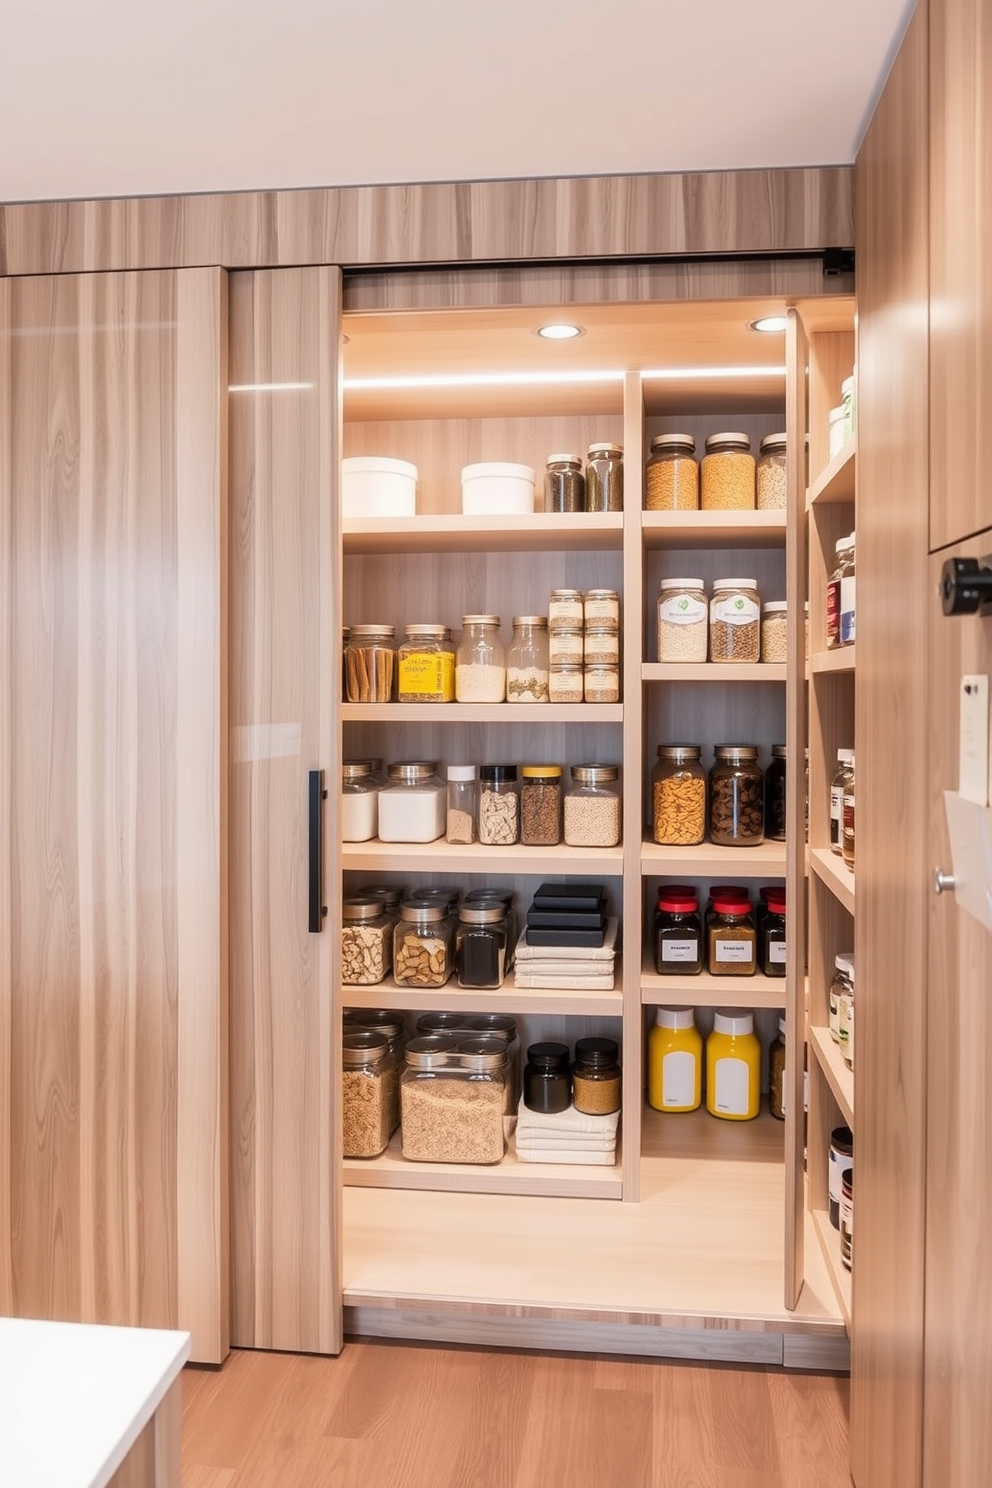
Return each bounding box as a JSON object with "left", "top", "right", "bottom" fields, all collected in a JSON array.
[
  {"left": 393, "top": 900, "right": 455, "bottom": 988},
  {"left": 651, "top": 744, "right": 706, "bottom": 846},
  {"left": 709, "top": 578, "right": 761, "bottom": 663},
  {"left": 708, "top": 745, "right": 765, "bottom": 847},
  {"left": 341, "top": 895, "right": 394, "bottom": 985}
]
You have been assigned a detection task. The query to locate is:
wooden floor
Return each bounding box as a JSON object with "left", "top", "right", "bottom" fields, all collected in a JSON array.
[{"left": 181, "top": 1341, "right": 852, "bottom": 1488}]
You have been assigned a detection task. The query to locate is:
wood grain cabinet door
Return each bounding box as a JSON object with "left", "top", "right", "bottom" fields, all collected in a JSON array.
[{"left": 0, "top": 268, "right": 229, "bottom": 1363}]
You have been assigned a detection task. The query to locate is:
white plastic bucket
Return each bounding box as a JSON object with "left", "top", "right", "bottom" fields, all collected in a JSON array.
[
  {"left": 343, "top": 457, "right": 418, "bottom": 517},
  {"left": 461, "top": 462, "right": 535, "bottom": 516}
]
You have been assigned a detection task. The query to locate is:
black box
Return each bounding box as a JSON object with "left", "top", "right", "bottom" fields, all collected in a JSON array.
[
  {"left": 532, "top": 882, "right": 606, "bottom": 912},
  {"left": 524, "top": 926, "right": 607, "bottom": 948},
  {"left": 526, "top": 909, "right": 607, "bottom": 930}
]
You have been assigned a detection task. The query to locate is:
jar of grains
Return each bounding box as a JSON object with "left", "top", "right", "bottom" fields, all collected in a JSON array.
[
  {"left": 393, "top": 900, "right": 455, "bottom": 988},
  {"left": 548, "top": 588, "right": 585, "bottom": 633},
  {"left": 709, "top": 578, "right": 761, "bottom": 663},
  {"left": 645, "top": 433, "right": 699, "bottom": 511},
  {"left": 701, "top": 432, "right": 755, "bottom": 510},
  {"left": 761, "top": 601, "right": 788, "bottom": 663},
  {"left": 342, "top": 1030, "right": 398, "bottom": 1158},
  {"left": 345, "top": 623, "right": 396, "bottom": 702},
  {"left": 584, "top": 588, "right": 620, "bottom": 631},
  {"left": 548, "top": 627, "right": 584, "bottom": 666},
  {"left": 585, "top": 443, "right": 624, "bottom": 512},
  {"left": 564, "top": 764, "right": 622, "bottom": 846},
  {"left": 549, "top": 663, "right": 584, "bottom": 702},
  {"left": 583, "top": 626, "right": 620, "bottom": 666},
  {"left": 397, "top": 623, "right": 455, "bottom": 702},
  {"left": 478, "top": 764, "right": 520, "bottom": 846},
  {"left": 520, "top": 765, "right": 563, "bottom": 846},
  {"left": 544, "top": 454, "right": 585, "bottom": 513},
  {"left": 455, "top": 903, "right": 512, "bottom": 990},
  {"left": 572, "top": 1037, "right": 622, "bottom": 1115},
  {"left": 708, "top": 745, "right": 765, "bottom": 847},
  {"left": 400, "top": 1037, "right": 507, "bottom": 1164},
  {"left": 764, "top": 744, "right": 787, "bottom": 841},
  {"left": 584, "top": 664, "right": 620, "bottom": 703},
  {"left": 341, "top": 761, "right": 379, "bottom": 842},
  {"left": 657, "top": 578, "right": 708, "bottom": 663},
  {"left": 455, "top": 615, "right": 505, "bottom": 702},
  {"left": 446, "top": 764, "right": 478, "bottom": 845},
  {"left": 707, "top": 901, "right": 757, "bottom": 977},
  {"left": 345, "top": 1009, "right": 405, "bottom": 1136},
  {"left": 341, "top": 895, "right": 394, "bottom": 985},
  {"left": 507, "top": 616, "right": 550, "bottom": 702},
  {"left": 756, "top": 433, "right": 788, "bottom": 509},
  {"left": 652, "top": 744, "right": 706, "bottom": 845},
  {"left": 378, "top": 761, "right": 446, "bottom": 843},
  {"left": 653, "top": 888, "right": 703, "bottom": 976}
]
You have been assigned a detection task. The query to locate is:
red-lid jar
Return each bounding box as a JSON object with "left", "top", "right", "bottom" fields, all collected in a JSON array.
[{"left": 654, "top": 888, "right": 703, "bottom": 976}]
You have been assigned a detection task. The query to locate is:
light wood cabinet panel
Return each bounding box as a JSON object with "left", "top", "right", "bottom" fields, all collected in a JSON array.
[
  {"left": 0, "top": 268, "right": 229, "bottom": 1363},
  {"left": 228, "top": 267, "right": 343, "bottom": 1354}
]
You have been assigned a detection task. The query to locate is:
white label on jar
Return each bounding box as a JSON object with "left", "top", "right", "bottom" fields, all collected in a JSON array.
[
  {"left": 715, "top": 938, "right": 753, "bottom": 962},
  {"left": 712, "top": 594, "right": 760, "bottom": 626},
  {"left": 829, "top": 1148, "right": 852, "bottom": 1207},
  {"left": 662, "top": 938, "right": 699, "bottom": 962},
  {"left": 584, "top": 598, "right": 619, "bottom": 624},
  {"left": 840, "top": 576, "right": 856, "bottom": 643},
  {"left": 713, "top": 1057, "right": 750, "bottom": 1116},
  {"left": 768, "top": 940, "right": 787, "bottom": 965},
  {"left": 658, "top": 594, "right": 707, "bottom": 625},
  {"left": 662, "top": 1051, "right": 696, "bottom": 1107},
  {"left": 549, "top": 632, "right": 583, "bottom": 662},
  {"left": 830, "top": 786, "right": 844, "bottom": 838}
]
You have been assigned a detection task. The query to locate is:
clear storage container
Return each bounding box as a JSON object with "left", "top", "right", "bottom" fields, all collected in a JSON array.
[
  {"left": 455, "top": 903, "right": 513, "bottom": 989},
  {"left": 701, "top": 433, "right": 755, "bottom": 510},
  {"left": 645, "top": 434, "right": 698, "bottom": 511},
  {"left": 653, "top": 886, "right": 703, "bottom": 975},
  {"left": 585, "top": 444, "right": 624, "bottom": 512},
  {"left": 393, "top": 900, "right": 456, "bottom": 987},
  {"left": 564, "top": 764, "right": 622, "bottom": 846},
  {"left": 657, "top": 578, "right": 708, "bottom": 663},
  {"left": 520, "top": 765, "right": 563, "bottom": 846},
  {"left": 478, "top": 764, "right": 520, "bottom": 845},
  {"left": 377, "top": 761, "right": 446, "bottom": 843},
  {"left": 400, "top": 1037, "right": 507, "bottom": 1164},
  {"left": 344, "top": 624, "right": 396, "bottom": 702},
  {"left": 709, "top": 578, "right": 760, "bottom": 662},
  {"left": 583, "top": 664, "right": 620, "bottom": 703},
  {"left": 397, "top": 623, "right": 455, "bottom": 701},
  {"left": 708, "top": 745, "right": 765, "bottom": 847},
  {"left": 544, "top": 454, "right": 585, "bottom": 513},
  {"left": 455, "top": 615, "right": 505, "bottom": 702},
  {"left": 341, "top": 895, "right": 393, "bottom": 985},
  {"left": 652, "top": 744, "right": 706, "bottom": 846},
  {"left": 342, "top": 1030, "right": 398, "bottom": 1158},
  {"left": 760, "top": 601, "right": 788, "bottom": 663},
  {"left": 446, "top": 764, "right": 478, "bottom": 845},
  {"left": 507, "top": 616, "right": 550, "bottom": 702}
]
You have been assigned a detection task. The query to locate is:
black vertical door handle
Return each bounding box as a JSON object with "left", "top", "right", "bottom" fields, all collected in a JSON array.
[{"left": 308, "top": 769, "right": 328, "bottom": 933}]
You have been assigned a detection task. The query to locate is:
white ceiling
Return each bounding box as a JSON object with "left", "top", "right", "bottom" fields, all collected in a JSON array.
[{"left": 0, "top": 0, "right": 916, "bottom": 206}]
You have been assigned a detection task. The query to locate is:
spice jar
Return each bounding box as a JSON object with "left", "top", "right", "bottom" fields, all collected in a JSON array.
[
  {"left": 393, "top": 900, "right": 455, "bottom": 988},
  {"left": 478, "top": 764, "right": 520, "bottom": 846},
  {"left": 397, "top": 623, "right": 455, "bottom": 702},
  {"left": 653, "top": 886, "right": 703, "bottom": 975},
  {"left": 706, "top": 1010, "right": 761, "bottom": 1120},
  {"left": 401, "top": 1037, "right": 507, "bottom": 1165},
  {"left": 701, "top": 433, "right": 755, "bottom": 510},
  {"left": 761, "top": 602, "right": 788, "bottom": 663},
  {"left": 545, "top": 454, "right": 585, "bottom": 513},
  {"left": 446, "top": 764, "right": 478, "bottom": 845},
  {"left": 455, "top": 903, "right": 512, "bottom": 990},
  {"left": 564, "top": 764, "right": 622, "bottom": 847},
  {"left": 520, "top": 765, "right": 563, "bottom": 846},
  {"left": 585, "top": 443, "right": 624, "bottom": 512},
  {"left": 764, "top": 744, "right": 787, "bottom": 842},
  {"left": 840, "top": 532, "right": 856, "bottom": 646},
  {"left": 841, "top": 1170, "right": 854, "bottom": 1271},
  {"left": 455, "top": 615, "right": 505, "bottom": 703},
  {"left": 648, "top": 1006, "right": 702, "bottom": 1112},
  {"left": 756, "top": 433, "right": 788, "bottom": 510},
  {"left": 342, "top": 1030, "right": 397, "bottom": 1158},
  {"left": 548, "top": 588, "right": 585, "bottom": 633},
  {"left": 341, "top": 761, "right": 379, "bottom": 842},
  {"left": 645, "top": 434, "right": 699, "bottom": 511},
  {"left": 523, "top": 1042, "right": 571, "bottom": 1114},
  {"left": 583, "top": 664, "right": 620, "bottom": 703},
  {"left": 652, "top": 745, "right": 706, "bottom": 845},
  {"left": 378, "top": 761, "right": 446, "bottom": 843},
  {"left": 572, "top": 1037, "right": 621, "bottom": 1115},
  {"left": 830, "top": 749, "right": 854, "bottom": 854},
  {"left": 708, "top": 745, "right": 765, "bottom": 847},
  {"left": 657, "top": 578, "right": 708, "bottom": 663},
  {"left": 507, "top": 616, "right": 550, "bottom": 702},
  {"left": 826, "top": 535, "right": 855, "bottom": 649},
  {"left": 829, "top": 1126, "right": 854, "bottom": 1228},
  {"left": 548, "top": 628, "right": 584, "bottom": 666},
  {"left": 707, "top": 897, "right": 757, "bottom": 976},
  {"left": 761, "top": 889, "right": 786, "bottom": 977},
  {"left": 835, "top": 952, "right": 855, "bottom": 1061},
  {"left": 583, "top": 626, "right": 620, "bottom": 666},
  {"left": 583, "top": 588, "right": 620, "bottom": 631},
  {"left": 341, "top": 895, "right": 394, "bottom": 985},
  {"left": 345, "top": 624, "right": 396, "bottom": 702},
  {"left": 842, "top": 754, "right": 856, "bottom": 868},
  {"left": 829, "top": 952, "right": 855, "bottom": 1043},
  {"left": 710, "top": 578, "right": 761, "bottom": 663},
  {"left": 549, "top": 663, "right": 584, "bottom": 702},
  {"left": 768, "top": 1018, "right": 786, "bottom": 1120}
]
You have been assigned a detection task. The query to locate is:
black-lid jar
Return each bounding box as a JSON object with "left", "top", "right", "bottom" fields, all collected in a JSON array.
[{"left": 523, "top": 1041, "right": 572, "bottom": 1114}]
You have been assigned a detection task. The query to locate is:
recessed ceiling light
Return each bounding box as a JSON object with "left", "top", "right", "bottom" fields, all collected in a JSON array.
[
  {"left": 536, "top": 323, "right": 584, "bottom": 340},
  {"left": 749, "top": 315, "right": 789, "bottom": 334}
]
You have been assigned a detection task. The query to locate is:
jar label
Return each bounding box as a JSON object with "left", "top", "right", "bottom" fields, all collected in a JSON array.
[
  {"left": 714, "top": 938, "right": 753, "bottom": 963},
  {"left": 399, "top": 651, "right": 455, "bottom": 698},
  {"left": 584, "top": 599, "right": 620, "bottom": 625},
  {"left": 549, "top": 633, "right": 583, "bottom": 660},
  {"left": 712, "top": 595, "right": 759, "bottom": 626},
  {"left": 713, "top": 1056, "right": 751, "bottom": 1116},
  {"left": 830, "top": 786, "right": 844, "bottom": 836},
  {"left": 829, "top": 1149, "right": 853, "bottom": 1205},
  {"left": 658, "top": 594, "right": 707, "bottom": 626},
  {"left": 661, "top": 938, "right": 699, "bottom": 962},
  {"left": 840, "top": 577, "right": 856, "bottom": 643},
  {"left": 662, "top": 1050, "right": 697, "bottom": 1107},
  {"left": 826, "top": 580, "right": 841, "bottom": 642},
  {"left": 768, "top": 940, "right": 787, "bottom": 965}
]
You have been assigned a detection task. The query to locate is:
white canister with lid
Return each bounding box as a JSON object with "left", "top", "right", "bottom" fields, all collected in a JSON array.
[
  {"left": 377, "top": 761, "right": 446, "bottom": 843},
  {"left": 342, "top": 456, "right": 418, "bottom": 517},
  {"left": 461, "top": 462, "right": 535, "bottom": 516}
]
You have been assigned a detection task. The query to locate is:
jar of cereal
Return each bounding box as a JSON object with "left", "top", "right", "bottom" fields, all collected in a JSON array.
[
  {"left": 701, "top": 432, "right": 755, "bottom": 510},
  {"left": 657, "top": 578, "right": 708, "bottom": 663}
]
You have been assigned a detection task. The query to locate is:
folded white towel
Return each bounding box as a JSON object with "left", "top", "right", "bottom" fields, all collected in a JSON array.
[
  {"left": 514, "top": 917, "right": 620, "bottom": 962},
  {"left": 512, "top": 957, "right": 616, "bottom": 977},
  {"left": 515, "top": 1133, "right": 617, "bottom": 1152},
  {"left": 513, "top": 970, "right": 616, "bottom": 990},
  {"left": 515, "top": 1146, "right": 617, "bottom": 1166},
  {"left": 516, "top": 1098, "right": 621, "bottom": 1140}
]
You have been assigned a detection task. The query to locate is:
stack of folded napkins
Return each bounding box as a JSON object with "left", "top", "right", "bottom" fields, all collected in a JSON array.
[
  {"left": 514, "top": 917, "right": 619, "bottom": 990},
  {"left": 515, "top": 1098, "right": 620, "bottom": 1165}
]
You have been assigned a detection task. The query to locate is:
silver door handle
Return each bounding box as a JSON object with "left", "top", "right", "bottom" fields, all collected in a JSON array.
[{"left": 934, "top": 866, "right": 957, "bottom": 895}]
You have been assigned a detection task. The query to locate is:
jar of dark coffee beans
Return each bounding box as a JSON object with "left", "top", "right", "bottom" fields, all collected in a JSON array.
[{"left": 708, "top": 745, "right": 765, "bottom": 847}]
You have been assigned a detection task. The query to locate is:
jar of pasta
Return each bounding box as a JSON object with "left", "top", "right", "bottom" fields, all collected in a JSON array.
[
  {"left": 652, "top": 744, "right": 706, "bottom": 845},
  {"left": 645, "top": 434, "right": 699, "bottom": 511},
  {"left": 657, "top": 578, "right": 708, "bottom": 663},
  {"left": 701, "top": 433, "right": 755, "bottom": 510}
]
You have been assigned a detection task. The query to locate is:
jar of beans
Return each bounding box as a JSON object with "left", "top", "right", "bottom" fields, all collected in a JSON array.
[
  {"left": 756, "top": 433, "right": 788, "bottom": 509},
  {"left": 657, "top": 578, "right": 708, "bottom": 663},
  {"left": 708, "top": 745, "right": 765, "bottom": 847},
  {"left": 564, "top": 764, "right": 622, "bottom": 847},
  {"left": 761, "top": 601, "right": 788, "bottom": 663},
  {"left": 645, "top": 433, "right": 699, "bottom": 510},
  {"left": 520, "top": 765, "right": 563, "bottom": 846},
  {"left": 701, "top": 432, "right": 755, "bottom": 510},
  {"left": 652, "top": 744, "right": 706, "bottom": 845},
  {"left": 709, "top": 578, "right": 761, "bottom": 663}
]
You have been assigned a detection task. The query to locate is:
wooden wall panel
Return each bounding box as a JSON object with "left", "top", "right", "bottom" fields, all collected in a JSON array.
[
  {"left": 0, "top": 167, "right": 853, "bottom": 279},
  {"left": 228, "top": 266, "right": 342, "bottom": 1354},
  {"left": 851, "top": 5, "right": 930, "bottom": 1486},
  {"left": 0, "top": 268, "right": 228, "bottom": 1364}
]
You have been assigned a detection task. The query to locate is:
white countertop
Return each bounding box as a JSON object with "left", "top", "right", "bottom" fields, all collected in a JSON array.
[{"left": 0, "top": 1317, "right": 190, "bottom": 1488}]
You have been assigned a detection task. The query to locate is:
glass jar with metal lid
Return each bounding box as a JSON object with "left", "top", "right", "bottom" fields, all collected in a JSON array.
[
  {"left": 585, "top": 443, "right": 624, "bottom": 512},
  {"left": 544, "top": 454, "right": 585, "bottom": 513},
  {"left": 653, "top": 886, "right": 703, "bottom": 975},
  {"left": 657, "top": 578, "right": 708, "bottom": 663},
  {"left": 710, "top": 578, "right": 760, "bottom": 662},
  {"left": 701, "top": 432, "right": 755, "bottom": 510},
  {"left": 520, "top": 765, "right": 563, "bottom": 846},
  {"left": 548, "top": 588, "right": 584, "bottom": 633},
  {"left": 343, "top": 1009, "right": 405, "bottom": 1134},
  {"left": 583, "top": 664, "right": 620, "bottom": 703},
  {"left": 583, "top": 588, "right": 620, "bottom": 631},
  {"left": 764, "top": 744, "right": 787, "bottom": 841},
  {"left": 417, "top": 1011, "right": 519, "bottom": 1111},
  {"left": 397, "top": 623, "right": 455, "bottom": 702},
  {"left": 645, "top": 433, "right": 699, "bottom": 511},
  {"left": 756, "top": 433, "right": 788, "bottom": 510},
  {"left": 548, "top": 627, "right": 584, "bottom": 666},
  {"left": 377, "top": 761, "right": 445, "bottom": 843},
  {"left": 760, "top": 601, "right": 788, "bottom": 663},
  {"left": 549, "top": 663, "right": 584, "bottom": 702},
  {"left": 478, "top": 764, "right": 520, "bottom": 845},
  {"left": 507, "top": 616, "right": 550, "bottom": 702},
  {"left": 708, "top": 745, "right": 765, "bottom": 846},
  {"left": 564, "top": 764, "right": 622, "bottom": 847},
  {"left": 341, "top": 895, "right": 393, "bottom": 985},
  {"left": 652, "top": 744, "right": 706, "bottom": 846},
  {"left": 393, "top": 899, "right": 455, "bottom": 987},
  {"left": 342, "top": 1030, "right": 397, "bottom": 1158},
  {"left": 400, "top": 1036, "right": 507, "bottom": 1164},
  {"left": 455, "top": 615, "right": 505, "bottom": 703},
  {"left": 341, "top": 761, "right": 379, "bottom": 843},
  {"left": 572, "top": 1037, "right": 621, "bottom": 1115},
  {"left": 455, "top": 902, "right": 512, "bottom": 989},
  {"left": 583, "top": 626, "right": 620, "bottom": 666},
  {"left": 344, "top": 623, "right": 396, "bottom": 702}
]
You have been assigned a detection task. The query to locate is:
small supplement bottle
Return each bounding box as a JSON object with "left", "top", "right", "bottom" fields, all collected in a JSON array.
[
  {"left": 768, "top": 1017, "right": 787, "bottom": 1121},
  {"left": 397, "top": 623, "right": 455, "bottom": 701},
  {"left": 653, "top": 885, "right": 703, "bottom": 974},
  {"left": 761, "top": 889, "right": 787, "bottom": 977},
  {"left": 652, "top": 744, "right": 706, "bottom": 846},
  {"left": 455, "top": 615, "right": 505, "bottom": 703},
  {"left": 648, "top": 1006, "right": 702, "bottom": 1112},
  {"left": 645, "top": 434, "right": 699, "bottom": 511},
  {"left": 446, "top": 764, "right": 478, "bottom": 845},
  {"left": 842, "top": 754, "right": 856, "bottom": 868},
  {"left": 829, "top": 952, "right": 855, "bottom": 1044},
  {"left": 756, "top": 433, "right": 788, "bottom": 510},
  {"left": 572, "top": 1037, "right": 622, "bottom": 1115},
  {"left": 657, "top": 578, "right": 708, "bottom": 663},
  {"left": 523, "top": 1042, "right": 571, "bottom": 1114},
  {"left": 545, "top": 454, "right": 585, "bottom": 513},
  {"left": 585, "top": 443, "right": 624, "bottom": 512},
  {"left": 829, "top": 1126, "right": 854, "bottom": 1229},
  {"left": 706, "top": 1010, "right": 761, "bottom": 1121},
  {"left": 830, "top": 749, "right": 854, "bottom": 854},
  {"left": 701, "top": 433, "right": 755, "bottom": 510}
]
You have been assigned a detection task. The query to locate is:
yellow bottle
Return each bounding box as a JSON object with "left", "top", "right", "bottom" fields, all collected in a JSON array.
[
  {"left": 648, "top": 1006, "right": 702, "bottom": 1112},
  {"left": 706, "top": 1009, "right": 761, "bottom": 1121}
]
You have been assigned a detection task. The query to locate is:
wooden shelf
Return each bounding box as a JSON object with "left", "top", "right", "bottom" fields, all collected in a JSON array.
[
  {"left": 343, "top": 978, "right": 622, "bottom": 1018},
  {"left": 811, "top": 1207, "right": 852, "bottom": 1327},
  {"left": 811, "top": 646, "right": 856, "bottom": 674},
  {"left": 643, "top": 662, "right": 786, "bottom": 683},
  {"left": 344, "top": 1127, "right": 622, "bottom": 1199},
  {"left": 807, "top": 438, "right": 857, "bottom": 506},
  {"left": 808, "top": 847, "right": 855, "bottom": 916},
  {"left": 640, "top": 1100, "right": 785, "bottom": 1161},
  {"left": 640, "top": 950, "right": 787, "bottom": 1008},
  {"left": 343, "top": 839, "right": 624, "bottom": 875},
  {"left": 642, "top": 838, "right": 787, "bottom": 878},
  {"left": 641, "top": 510, "right": 787, "bottom": 549},
  {"left": 809, "top": 1024, "right": 855, "bottom": 1127},
  {"left": 343, "top": 512, "right": 624, "bottom": 554},
  {"left": 342, "top": 702, "right": 623, "bottom": 723}
]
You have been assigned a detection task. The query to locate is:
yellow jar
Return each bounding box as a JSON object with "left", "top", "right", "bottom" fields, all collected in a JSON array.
[
  {"left": 706, "top": 1009, "right": 761, "bottom": 1121},
  {"left": 397, "top": 623, "right": 455, "bottom": 702},
  {"left": 648, "top": 1007, "right": 702, "bottom": 1112}
]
